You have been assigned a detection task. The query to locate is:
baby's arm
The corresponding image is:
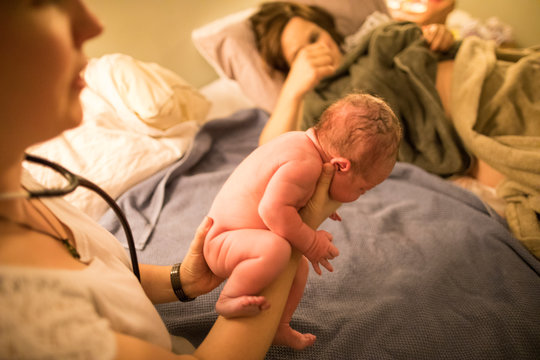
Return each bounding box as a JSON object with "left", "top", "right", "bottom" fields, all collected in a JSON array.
[{"left": 258, "top": 160, "right": 339, "bottom": 274}]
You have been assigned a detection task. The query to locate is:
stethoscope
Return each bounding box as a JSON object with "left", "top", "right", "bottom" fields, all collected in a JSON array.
[{"left": 13, "top": 154, "right": 141, "bottom": 281}]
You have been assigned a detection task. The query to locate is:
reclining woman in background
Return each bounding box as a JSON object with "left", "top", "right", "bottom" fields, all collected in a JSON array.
[
  {"left": 250, "top": 1, "right": 540, "bottom": 258},
  {"left": 252, "top": 1, "right": 461, "bottom": 176}
]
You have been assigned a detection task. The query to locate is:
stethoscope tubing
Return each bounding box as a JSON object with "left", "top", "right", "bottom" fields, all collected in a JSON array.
[{"left": 24, "top": 154, "right": 141, "bottom": 281}]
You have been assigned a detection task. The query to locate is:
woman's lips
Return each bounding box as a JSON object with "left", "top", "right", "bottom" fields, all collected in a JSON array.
[{"left": 72, "top": 73, "right": 86, "bottom": 91}]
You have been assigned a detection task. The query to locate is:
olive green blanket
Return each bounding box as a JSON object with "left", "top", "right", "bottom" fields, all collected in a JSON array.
[
  {"left": 302, "top": 22, "right": 540, "bottom": 257},
  {"left": 302, "top": 21, "right": 468, "bottom": 177},
  {"left": 451, "top": 37, "right": 540, "bottom": 258}
]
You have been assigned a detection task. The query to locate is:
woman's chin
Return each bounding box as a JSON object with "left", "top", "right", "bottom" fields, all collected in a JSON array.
[{"left": 66, "top": 102, "right": 84, "bottom": 129}]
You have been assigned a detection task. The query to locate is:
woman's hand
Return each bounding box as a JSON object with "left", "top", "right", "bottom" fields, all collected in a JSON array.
[
  {"left": 283, "top": 43, "right": 337, "bottom": 99},
  {"left": 421, "top": 23, "right": 455, "bottom": 52},
  {"left": 180, "top": 217, "right": 224, "bottom": 298},
  {"left": 260, "top": 43, "right": 338, "bottom": 146},
  {"left": 300, "top": 163, "right": 342, "bottom": 230}
]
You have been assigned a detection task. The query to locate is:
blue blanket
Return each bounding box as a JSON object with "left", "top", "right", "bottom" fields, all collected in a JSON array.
[{"left": 101, "top": 109, "right": 540, "bottom": 359}]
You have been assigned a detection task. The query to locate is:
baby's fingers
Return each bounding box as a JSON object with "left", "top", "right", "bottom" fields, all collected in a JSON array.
[
  {"left": 311, "top": 261, "right": 322, "bottom": 276},
  {"left": 329, "top": 244, "right": 340, "bottom": 258},
  {"left": 329, "top": 212, "right": 342, "bottom": 221},
  {"left": 320, "top": 258, "right": 334, "bottom": 273}
]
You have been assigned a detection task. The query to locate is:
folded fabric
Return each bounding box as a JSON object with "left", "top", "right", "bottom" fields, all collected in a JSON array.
[{"left": 451, "top": 37, "right": 540, "bottom": 258}]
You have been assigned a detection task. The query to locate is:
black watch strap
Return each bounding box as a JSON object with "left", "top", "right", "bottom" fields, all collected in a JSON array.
[{"left": 170, "top": 263, "right": 196, "bottom": 302}]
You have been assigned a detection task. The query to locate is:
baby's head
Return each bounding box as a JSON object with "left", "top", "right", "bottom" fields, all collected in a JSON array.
[{"left": 314, "top": 93, "right": 402, "bottom": 202}]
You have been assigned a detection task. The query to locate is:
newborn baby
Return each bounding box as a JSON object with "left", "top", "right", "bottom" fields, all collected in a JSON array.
[{"left": 204, "top": 93, "right": 402, "bottom": 349}]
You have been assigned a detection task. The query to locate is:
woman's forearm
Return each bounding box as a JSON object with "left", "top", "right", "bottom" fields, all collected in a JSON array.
[
  {"left": 136, "top": 250, "right": 299, "bottom": 359},
  {"left": 139, "top": 264, "right": 178, "bottom": 304},
  {"left": 194, "top": 249, "right": 302, "bottom": 359},
  {"left": 140, "top": 263, "right": 212, "bottom": 304},
  {"left": 139, "top": 252, "right": 304, "bottom": 359},
  {"left": 258, "top": 86, "right": 304, "bottom": 146}
]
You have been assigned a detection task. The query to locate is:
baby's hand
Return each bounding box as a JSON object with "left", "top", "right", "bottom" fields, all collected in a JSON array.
[
  {"left": 304, "top": 230, "right": 339, "bottom": 275},
  {"left": 329, "top": 211, "right": 342, "bottom": 222}
]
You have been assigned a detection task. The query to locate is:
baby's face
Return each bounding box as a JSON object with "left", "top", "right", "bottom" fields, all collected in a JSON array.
[{"left": 330, "top": 157, "right": 396, "bottom": 203}]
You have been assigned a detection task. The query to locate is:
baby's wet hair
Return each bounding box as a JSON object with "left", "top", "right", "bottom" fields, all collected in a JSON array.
[{"left": 314, "top": 93, "right": 402, "bottom": 173}]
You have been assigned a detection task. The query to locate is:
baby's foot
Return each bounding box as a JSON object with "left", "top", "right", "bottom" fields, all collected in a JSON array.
[
  {"left": 216, "top": 295, "right": 270, "bottom": 318},
  {"left": 273, "top": 323, "right": 316, "bottom": 350}
]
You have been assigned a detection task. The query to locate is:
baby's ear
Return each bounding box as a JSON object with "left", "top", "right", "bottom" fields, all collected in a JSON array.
[{"left": 330, "top": 157, "right": 351, "bottom": 173}]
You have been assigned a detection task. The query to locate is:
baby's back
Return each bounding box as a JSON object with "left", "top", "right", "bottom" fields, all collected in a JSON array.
[{"left": 208, "top": 131, "right": 321, "bottom": 233}]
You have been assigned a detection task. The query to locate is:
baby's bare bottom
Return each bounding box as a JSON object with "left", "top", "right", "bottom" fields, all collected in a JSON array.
[
  {"left": 205, "top": 229, "right": 316, "bottom": 349},
  {"left": 205, "top": 229, "right": 293, "bottom": 317}
]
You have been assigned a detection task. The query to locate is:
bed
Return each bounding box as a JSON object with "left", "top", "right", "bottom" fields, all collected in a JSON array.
[{"left": 27, "top": 0, "right": 540, "bottom": 359}]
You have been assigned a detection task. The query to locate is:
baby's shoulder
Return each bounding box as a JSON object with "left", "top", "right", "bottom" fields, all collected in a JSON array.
[{"left": 275, "top": 131, "right": 319, "bottom": 154}]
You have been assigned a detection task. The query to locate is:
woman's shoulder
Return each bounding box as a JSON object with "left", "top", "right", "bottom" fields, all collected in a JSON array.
[
  {"left": 0, "top": 266, "right": 116, "bottom": 359},
  {"left": 21, "top": 168, "right": 132, "bottom": 269}
]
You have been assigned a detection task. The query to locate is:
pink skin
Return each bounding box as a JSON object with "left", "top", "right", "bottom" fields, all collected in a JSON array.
[
  {"left": 205, "top": 130, "right": 337, "bottom": 349},
  {"left": 204, "top": 128, "right": 395, "bottom": 349}
]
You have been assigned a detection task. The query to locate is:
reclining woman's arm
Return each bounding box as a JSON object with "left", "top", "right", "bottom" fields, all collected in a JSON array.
[{"left": 259, "top": 43, "right": 337, "bottom": 146}]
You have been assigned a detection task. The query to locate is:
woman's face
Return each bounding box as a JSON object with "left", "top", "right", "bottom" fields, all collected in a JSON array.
[
  {"left": 0, "top": 1, "right": 102, "bottom": 150},
  {"left": 280, "top": 16, "right": 342, "bottom": 68}
]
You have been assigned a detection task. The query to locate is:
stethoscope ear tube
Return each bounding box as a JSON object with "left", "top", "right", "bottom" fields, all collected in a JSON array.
[
  {"left": 24, "top": 154, "right": 141, "bottom": 281},
  {"left": 77, "top": 177, "right": 140, "bottom": 281}
]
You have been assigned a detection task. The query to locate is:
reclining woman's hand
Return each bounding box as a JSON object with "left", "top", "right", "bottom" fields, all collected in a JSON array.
[
  {"left": 180, "top": 217, "right": 224, "bottom": 298},
  {"left": 282, "top": 43, "right": 337, "bottom": 100},
  {"left": 421, "top": 23, "right": 455, "bottom": 52}
]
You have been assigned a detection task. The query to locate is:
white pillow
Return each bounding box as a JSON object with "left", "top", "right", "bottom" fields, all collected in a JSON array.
[
  {"left": 192, "top": 0, "right": 390, "bottom": 113},
  {"left": 192, "top": 7, "right": 285, "bottom": 113},
  {"left": 199, "top": 78, "right": 255, "bottom": 121},
  {"left": 84, "top": 53, "right": 210, "bottom": 136},
  {"left": 26, "top": 54, "right": 211, "bottom": 220}
]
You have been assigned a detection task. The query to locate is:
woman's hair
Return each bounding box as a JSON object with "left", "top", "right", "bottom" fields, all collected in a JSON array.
[
  {"left": 250, "top": 1, "right": 344, "bottom": 74},
  {"left": 314, "top": 93, "right": 402, "bottom": 173}
]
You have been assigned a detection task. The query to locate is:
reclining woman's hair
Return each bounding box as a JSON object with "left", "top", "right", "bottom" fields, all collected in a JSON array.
[{"left": 250, "top": 1, "right": 344, "bottom": 74}]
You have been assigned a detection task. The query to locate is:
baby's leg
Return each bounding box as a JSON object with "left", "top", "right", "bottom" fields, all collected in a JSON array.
[
  {"left": 205, "top": 229, "right": 292, "bottom": 318},
  {"left": 273, "top": 256, "right": 315, "bottom": 349}
]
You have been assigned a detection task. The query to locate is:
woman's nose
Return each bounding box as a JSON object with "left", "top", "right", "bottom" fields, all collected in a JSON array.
[{"left": 72, "top": 0, "right": 104, "bottom": 48}]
